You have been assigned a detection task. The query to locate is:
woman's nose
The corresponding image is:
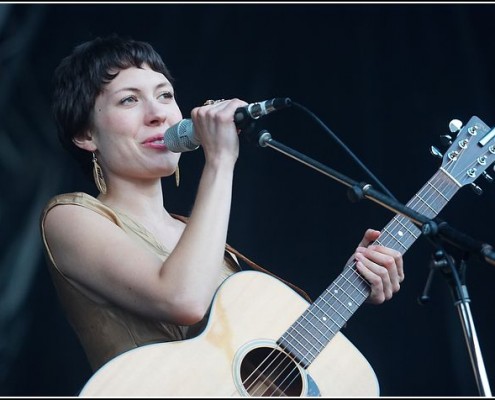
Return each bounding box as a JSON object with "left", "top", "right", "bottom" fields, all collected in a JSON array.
[{"left": 144, "top": 100, "right": 167, "bottom": 126}]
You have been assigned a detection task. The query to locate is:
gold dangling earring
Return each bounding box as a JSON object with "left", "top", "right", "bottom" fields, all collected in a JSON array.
[
  {"left": 175, "top": 165, "right": 180, "bottom": 188},
  {"left": 92, "top": 152, "right": 107, "bottom": 194}
]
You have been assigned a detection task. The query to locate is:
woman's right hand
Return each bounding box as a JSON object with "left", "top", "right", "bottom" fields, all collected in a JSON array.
[{"left": 190, "top": 98, "right": 248, "bottom": 166}]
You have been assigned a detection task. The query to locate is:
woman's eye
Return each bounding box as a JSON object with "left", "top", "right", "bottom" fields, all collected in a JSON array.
[
  {"left": 120, "top": 96, "right": 137, "bottom": 105},
  {"left": 158, "top": 92, "right": 174, "bottom": 101}
]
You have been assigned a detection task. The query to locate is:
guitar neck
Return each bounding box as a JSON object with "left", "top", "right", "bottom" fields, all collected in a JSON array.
[{"left": 278, "top": 168, "right": 461, "bottom": 367}]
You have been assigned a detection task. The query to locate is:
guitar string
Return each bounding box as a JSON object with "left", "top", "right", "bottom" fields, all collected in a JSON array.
[
  {"left": 282, "top": 268, "right": 368, "bottom": 361},
  {"left": 242, "top": 345, "right": 306, "bottom": 396},
  {"left": 241, "top": 212, "right": 412, "bottom": 393},
  {"left": 258, "top": 354, "right": 304, "bottom": 397},
  {"left": 250, "top": 351, "right": 301, "bottom": 396},
  {"left": 277, "top": 125, "right": 488, "bottom": 395},
  {"left": 270, "top": 168, "right": 460, "bottom": 394},
  {"left": 238, "top": 145, "right": 482, "bottom": 395},
  {"left": 246, "top": 129, "right": 478, "bottom": 395},
  {"left": 282, "top": 176, "right": 446, "bottom": 368},
  {"left": 279, "top": 169, "right": 456, "bottom": 365},
  {"left": 243, "top": 168, "right": 458, "bottom": 396}
]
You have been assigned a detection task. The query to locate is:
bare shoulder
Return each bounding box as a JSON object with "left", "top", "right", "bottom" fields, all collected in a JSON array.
[
  {"left": 42, "top": 201, "right": 172, "bottom": 317},
  {"left": 44, "top": 202, "right": 110, "bottom": 240},
  {"left": 42, "top": 202, "right": 131, "bottom": 277}
]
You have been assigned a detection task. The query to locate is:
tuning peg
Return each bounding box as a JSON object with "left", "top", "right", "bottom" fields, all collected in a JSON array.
[
  {"left": 482, "top": 171, "right": 494, "bottom": 183},
  {"left": 439, "top": 134, "right": 453, "bottom": 147},
  {"left": 430, "top": 146, "right": 443, "bottom": 159},
  {"left": 470, "top": 183, "right": 483, "bottom": 195},
  {"left": 449, "top": 119, "right": 463, "bottom": 133}
]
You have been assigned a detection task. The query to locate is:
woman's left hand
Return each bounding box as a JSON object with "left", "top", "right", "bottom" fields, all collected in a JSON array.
[{"left": 353, "top": 229, "right": 405, "bottom": 304}]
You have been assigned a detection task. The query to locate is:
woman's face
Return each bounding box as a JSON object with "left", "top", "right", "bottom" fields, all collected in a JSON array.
[{"left": 90, "top": 64, "right": 182, "bottom": 182}]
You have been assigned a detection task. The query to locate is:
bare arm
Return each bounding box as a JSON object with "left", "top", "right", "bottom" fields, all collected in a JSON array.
[{"left": 44, "top": 98, "right": 247, "bottom": 326}]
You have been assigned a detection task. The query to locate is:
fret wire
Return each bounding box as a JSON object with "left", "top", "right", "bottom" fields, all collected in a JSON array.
[
  {"left": 337, "top": 266, "right": 370, "bottom": 298},
  {"left": 283, "top": 285, "right": 366, "bottom": 364},
  {"left": 288, "top": 266, "right": 368, "bottom": 337},
  {"left": 412, "top": 192, "right": 438, "bottom": 214},
  {"left": 411, "top": 173, "right": 447, "bottom": 203},
  {"left": 284, "top": 268, "right": 369, "bottom": 358},
  {"left": 288, "top": 317, "right": 336, "bottom": 362},
  {"left": 318, "top": 291, "right": 357, "bottom": 323},
  {"left": 426, "top": 180, "right": 451, "bottom": 202},
  {"left": 337, "top": 267, "right": 368, "bottom": 293},
  {"left": 335, "top": 273, "right": 370, "bottom": 295},
  {"left": 378, "top": 218, "right": 420, "bottom": 249},
  {"left": 305, "top": 300, "right": 340, "bottom": 334},
  {"left": 315, "top": 289, "right": 352, "bottom": 323},
  {"left": 283, "top": 311, "right": 338, "bottom": 363},
  {"left": 388, "top": 216, "right": 420, "bottom": 240},
  {"left": 298, "top": 306, "right": 347, "bottom": 354},
  {"left": 283, "top": 326, "right": 323, "bottom": 357},
  {"left": 390, "top": 215, "right": 419, "bottom": 236},
  {"left": 300, "top": 318, "right": 332, "bottom": 347},
  {"left": 281, "top": 330, "right": 319, "bottom": 365},
  {"left": 376, "top": 172, "right": 455, "bottom": 251},
  {"left": 413, "top": 190, "right": 447, "bottom": 216},
  {"left": 408, "top": 183, "right": 447, "bottom": 215},
  {"left": 315, "top": 271, "right": 366, "bottom": 318},
  {"left": 314, "top": 298, "right": 359, "bottom": 330},
  {"left": 425, "top": 180, "right": 450, "bottom": 201},
  {"left": 411, "top": 177, "right": 451, "bottom": 214},
  {"left": 284, "top": 293, "right": 354, "bottom": 350},
  {"left": 279, "top": 169, "right": 464, "bottom": 366},
  {"left": 292, "top": 311, "right": 329, "bottom": 347},
  {"left": 374, "top": 175, "right": 455, "bottom": 254},
  {"left": 305, "top": 289, "right": 353, "bottom": 328},
  {"left": 411, "top": 174, "right": 453, "bottom": 209},
  {"left": 306, "top": 300, "right": 342, "bottom": 329},
  {"left": 376, "top": 224, "right": 412, "bottom": 251},
  {"left": 319, "top": 274, "right": 368, "bottom": 314}
]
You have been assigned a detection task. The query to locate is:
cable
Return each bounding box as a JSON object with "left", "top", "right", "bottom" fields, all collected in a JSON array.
[{"left": 291, "top": 101, "right": 398, "bottom": 202}]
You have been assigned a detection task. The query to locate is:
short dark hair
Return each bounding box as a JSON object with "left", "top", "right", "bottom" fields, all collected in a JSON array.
[{"left": 52, "top": 34, "right": 174, "bottom": 175}]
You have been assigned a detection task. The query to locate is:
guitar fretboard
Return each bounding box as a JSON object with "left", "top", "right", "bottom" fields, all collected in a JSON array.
[{"left": 278, "top": 168, "right": 460, "bottom": 367}]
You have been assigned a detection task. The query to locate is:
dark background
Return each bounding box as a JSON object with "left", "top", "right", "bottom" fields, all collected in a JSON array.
[{"left": 1, "top": 2, "right": 495, "bottom": 397}]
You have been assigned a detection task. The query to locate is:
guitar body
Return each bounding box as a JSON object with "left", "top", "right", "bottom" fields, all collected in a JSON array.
[{"left": 80, "top": 270, "right": 379, "bottom": 397}]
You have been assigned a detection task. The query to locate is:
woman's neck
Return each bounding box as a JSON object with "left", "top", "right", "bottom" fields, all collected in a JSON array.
[{"left": 97, "top": 177, "right": 168, "bottom": 222}]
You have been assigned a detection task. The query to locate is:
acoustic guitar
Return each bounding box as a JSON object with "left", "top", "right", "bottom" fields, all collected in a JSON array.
[{"left": 80, "top": 116, "right": 495, "bottom": 397}]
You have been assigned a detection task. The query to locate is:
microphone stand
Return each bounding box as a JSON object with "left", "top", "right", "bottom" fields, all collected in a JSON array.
[{"left": 254, "top": 129, "right": 494, "bottom": 396}]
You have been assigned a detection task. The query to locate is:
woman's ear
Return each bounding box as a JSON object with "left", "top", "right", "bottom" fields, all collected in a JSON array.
[{"left": 72, "top": 130, "right": 97, "bottom": 152}]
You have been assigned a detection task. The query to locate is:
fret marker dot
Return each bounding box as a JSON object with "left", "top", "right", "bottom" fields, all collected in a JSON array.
[
  {"left": 398, "top": 230, "right": 404, "bottom": 237},
  {"left": 322, "top": 317, "right": 327, "bottom": 321},
  {"left": 348, "top": 302, "right": 353, "bottom": 306},
  {"left": 333, "top": 289, "right": 339, "bottom": 294}
]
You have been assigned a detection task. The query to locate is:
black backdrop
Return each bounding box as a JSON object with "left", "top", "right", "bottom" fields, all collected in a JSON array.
[{"left": 1, "top": 2, "right": 495, "bottom": 397}]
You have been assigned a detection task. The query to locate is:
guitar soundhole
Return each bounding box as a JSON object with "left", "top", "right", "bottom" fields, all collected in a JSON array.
[{"left": 239, "top": 346, "right": 303, "bottom": 396}]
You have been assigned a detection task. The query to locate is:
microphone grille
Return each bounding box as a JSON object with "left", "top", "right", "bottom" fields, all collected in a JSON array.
[{"left": 164, "top": 119, "right": 200, "bottom": 153}]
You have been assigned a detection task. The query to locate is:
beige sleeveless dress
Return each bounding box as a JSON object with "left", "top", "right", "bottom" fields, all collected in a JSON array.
[{"left": 40, "top": 192, "right": 240, "bottom": 372}]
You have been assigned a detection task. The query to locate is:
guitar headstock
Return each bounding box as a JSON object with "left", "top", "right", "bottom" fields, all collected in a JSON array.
[{"left": 431, "top": 116, "right": 495, "bottom": 193}]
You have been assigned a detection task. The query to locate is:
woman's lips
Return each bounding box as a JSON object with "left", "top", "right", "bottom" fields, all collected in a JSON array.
[{"left": 142, "top": 134, "right": 168, "bottom": 150}]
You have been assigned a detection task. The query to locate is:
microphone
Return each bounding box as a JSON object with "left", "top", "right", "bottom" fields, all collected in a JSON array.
[{"left": 164, "top": 97, "right": 292, "bottom": 153}]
